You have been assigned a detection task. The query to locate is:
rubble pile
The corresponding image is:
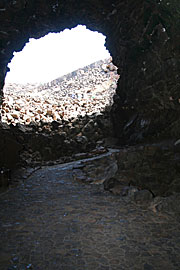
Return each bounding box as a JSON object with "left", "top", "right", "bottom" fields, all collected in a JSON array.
[
  {"left": 0, "top": 58, "right": 119, "bottom": 166},
  {"left": 2, "top": 58, "right": 118, "bottom": 125}
]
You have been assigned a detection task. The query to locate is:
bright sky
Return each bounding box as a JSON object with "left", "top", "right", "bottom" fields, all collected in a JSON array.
[{"left": 5, "top": 25, "right": 110, "bottom": 84}]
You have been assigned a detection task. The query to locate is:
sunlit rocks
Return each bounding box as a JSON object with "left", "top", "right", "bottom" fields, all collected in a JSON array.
[{"left": 2, "top": 58, "right": 118, "bottom": 125}]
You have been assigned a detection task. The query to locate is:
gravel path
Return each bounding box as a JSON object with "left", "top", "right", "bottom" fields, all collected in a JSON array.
[{"left": 0, "top": 161, "right": 180, "bottom": 270}]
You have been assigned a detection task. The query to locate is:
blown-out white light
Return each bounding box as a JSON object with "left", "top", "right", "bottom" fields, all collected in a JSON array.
[{"left": 5, "top": 25, "right": 110, "bottom": 84}]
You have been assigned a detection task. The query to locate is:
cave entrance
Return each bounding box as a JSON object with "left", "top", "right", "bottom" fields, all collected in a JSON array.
[
  {"left": 2, "top": 25, "right": 119, "bottom": 125},
  {"left": 1, "top": 25, "right": 119, "bottom": 164}
]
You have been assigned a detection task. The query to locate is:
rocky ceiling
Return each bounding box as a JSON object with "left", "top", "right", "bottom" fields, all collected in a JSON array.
[{"left": 0, "top": 0, "right": 179, "bottom": 144}]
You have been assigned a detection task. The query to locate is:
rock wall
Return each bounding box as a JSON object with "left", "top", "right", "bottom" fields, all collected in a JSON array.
[
  {"left": 0, "top": 111, "right": 113, "bottom": 168},
  {"left": 115, "top": 142, "right": 180, "bottom": 196},
  {"left": 0, "top": 1, "right": 179, "bottom": 142},
  {"left": 110, "top": 1, "right": 180, "bottom": 144},
  {"left": 0, "top": 1, "right": 180, "bottom": 179}
]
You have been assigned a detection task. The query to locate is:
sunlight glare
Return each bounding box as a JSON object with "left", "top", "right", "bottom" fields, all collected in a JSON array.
[{"left": 5, "top": 25, "right": 110, "bottom": 84}]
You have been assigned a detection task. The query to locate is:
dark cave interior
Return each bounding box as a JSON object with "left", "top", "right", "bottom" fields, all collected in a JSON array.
[
  {"left": 0, "top": 2, "right": 180, "bottom": 269},
  {"left": 0, "top": 0, "right": 180, "bottom": 195}
]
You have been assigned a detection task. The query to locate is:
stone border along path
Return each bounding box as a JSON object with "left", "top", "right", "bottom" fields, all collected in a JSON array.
[{"left": 0, "top": 156, "right": 180, "bottom": 270}]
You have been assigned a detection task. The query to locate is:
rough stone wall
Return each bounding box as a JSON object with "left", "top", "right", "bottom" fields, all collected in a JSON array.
[
  {"left": 0, "top": 1, "right": 179, "bottom": 150},
  {"left": 111, "top": 1, "right": 180, "bottom": 144},
  {"left": 0, "top": 111, "right": 113, "bottom": 169},
  {"left": 115, "top": 142, "right": 180, "bottom": 196}
]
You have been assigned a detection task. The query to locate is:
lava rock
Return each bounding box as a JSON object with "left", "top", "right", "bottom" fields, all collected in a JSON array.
[{"left": 133, "top": 189, "right": 154, "bottom": 203}]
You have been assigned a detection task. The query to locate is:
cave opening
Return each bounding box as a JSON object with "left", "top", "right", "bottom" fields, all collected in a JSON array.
[
  {"left": 1, "top": 25, "right": 119, "bottom": 167},
  {"left": 2, "top": 25, "right": 119, "bottom": 125},
  {"left": 0, "top": 3, "right": 180, "bottom": 267},
  {"left": 0, "top": 1, "right": 178, "bottom": 196}
]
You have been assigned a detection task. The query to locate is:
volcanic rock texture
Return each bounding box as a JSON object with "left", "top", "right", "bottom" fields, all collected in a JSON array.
[
  {"left": 0, "top": 0, "right": 180, "bottom": 194},
  {"left": 0, "top": 59, "right": 119, "bottom": 168},
  {"left": 2, "top": 58, "right": 118, "bottom": 125},
  {"left": 0, "top": 0, "right": 179, "bottom": 143}
]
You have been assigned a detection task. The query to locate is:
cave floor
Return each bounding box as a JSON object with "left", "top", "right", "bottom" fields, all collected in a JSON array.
[{"left": 0, "top": 162, "right": 180, "bottom": 270}]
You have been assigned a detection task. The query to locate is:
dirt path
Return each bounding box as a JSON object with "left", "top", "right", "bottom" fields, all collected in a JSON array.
[{"left": 0, "top": 162, "right": 180, "bottom": 270}]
